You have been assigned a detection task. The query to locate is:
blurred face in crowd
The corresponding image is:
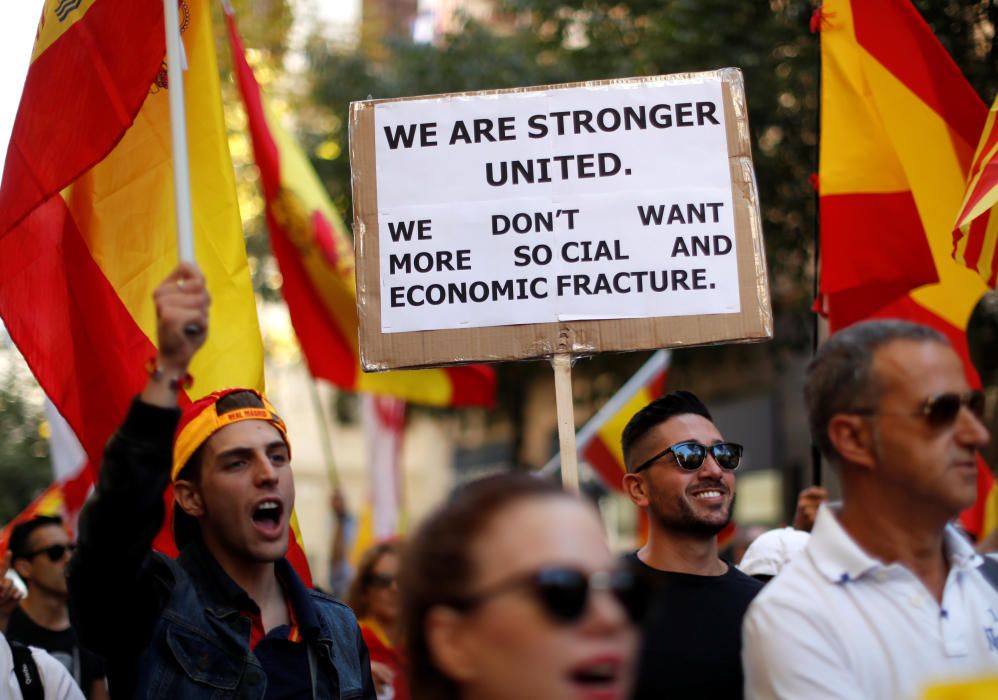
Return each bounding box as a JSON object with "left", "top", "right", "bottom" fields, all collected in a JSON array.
[
  {"left": 427, "top": 496, "right": 638, "bottom": 700},
  {"left": 862, "top": 340, "right": 989, "bottom": 518},
  {"left": 176, "top": 420, "right": 294, "bottom": 566},
  {"left": 366, "top": 550, "right": 401, "bottom": 626},
  {"left": 15, "top": 524, "right": 72, "bottom": 598},
  {"left": 626, "top": 413, "right": 735, "bottom": 536}
]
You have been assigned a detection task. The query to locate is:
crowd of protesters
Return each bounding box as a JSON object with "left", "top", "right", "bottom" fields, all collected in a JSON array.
[{"left": 0, "top": 263, "right": 996, "bottom": 698}]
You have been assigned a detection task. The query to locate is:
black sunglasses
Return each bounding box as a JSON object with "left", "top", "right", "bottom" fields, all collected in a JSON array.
[
  {"left": 453, "top": 567, "right": 647, "bottom": 625},
  {"left": 853, "top": 391, "right": 985, "bottom": 428},
  {"left": 23, "top": 543, "right": 76, "bottom": 563},
  {"left": 632, "top": 440, "right": 743, "bottom": 473},
  {"left": 368, "top": 573, "right": 397, "bottom": 589}
]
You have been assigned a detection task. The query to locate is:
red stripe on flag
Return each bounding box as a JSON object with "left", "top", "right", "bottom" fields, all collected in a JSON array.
[
  {"left": 582, "top": 437, "right": 626, "bottom": 493},
  {"left": 959, "top": 214, "right": 988, "bottom": 270},
  {"left": 960, "top": 164, "right": 998, "bottom": 225},
  {"left": 0, "top": 1, "right": 165, "bottom": 235},
  {"left": 0, "top": 196, "right": 163, "bottom": 466},
  {"left": 820, "top": 191, "right": 938, "bottom": 318},
  {"left": 851, "top": 0, "right": 986, "bottom": 157},
  {"left": 443, "top": 366, "right": 496, "bottom": 407}
]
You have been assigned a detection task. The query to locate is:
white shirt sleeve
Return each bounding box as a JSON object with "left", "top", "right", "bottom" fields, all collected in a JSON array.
[
  {"left": 743, "top": 595, "right": 856, "bottom": 700},
  {"left": 28, "top": 646, "right": 85, "bottom": 700}
]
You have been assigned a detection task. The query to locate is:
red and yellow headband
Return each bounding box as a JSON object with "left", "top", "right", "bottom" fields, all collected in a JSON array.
[{"left": 172, "top": 388, "right": 290, "bottom": 482}]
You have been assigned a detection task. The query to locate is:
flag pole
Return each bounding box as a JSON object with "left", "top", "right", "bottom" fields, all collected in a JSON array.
[
  {"left": 163, "top": 0, "right": 195, "bottom": 264},
  {"left": 551, "top": 352, "right": 580, "bottom": 494},
  {"left": 307, "top": 377, "right": 341, "bottom": 489}
]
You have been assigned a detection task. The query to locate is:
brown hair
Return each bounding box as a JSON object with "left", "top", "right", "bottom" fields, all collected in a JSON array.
[
  {"left": 400, "top": 473, "right": 569, "bottom": 700},
  {"left": 346, "top": 539, "right": 402, "bottom": 619}
]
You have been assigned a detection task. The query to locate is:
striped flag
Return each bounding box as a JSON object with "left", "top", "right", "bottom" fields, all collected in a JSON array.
[
  {"left": 541, "top": 350, "right": 670, "bottom": 491},
  {"left": 818, "top": 0, "right": 995, "bottom": 537},
  {"left": 953, "top": 96, "right": 998, "bottom": 288},
  {"left": 224, "top": 7, "right": 495, "bottom": 407},
  {"left": 0, "top": 1, "right": 312, "bottom": 575}
]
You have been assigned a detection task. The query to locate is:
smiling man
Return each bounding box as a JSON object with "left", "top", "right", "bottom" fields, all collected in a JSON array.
[
  {"left": 68, "top": 263, "right": 374, "bottom": 699},
  {"left": 743, "top": 320, "right": 997, "bottom": 699},
  {"left": 621, "top": 391, "right": 762, "bottom": 700}
]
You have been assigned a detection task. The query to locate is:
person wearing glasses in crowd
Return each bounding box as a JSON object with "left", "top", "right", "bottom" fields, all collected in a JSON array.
[
  {"left": 347, "top": 541, "right": 408, "bottom": 700},
  {"left": 6, "top": 516, "right": 107, "bottom": 699},
  {"left": 743, "top": 320, "right": 998, "bottom": 699},
  {"left": 67, "top": 263, "right": 374, "bottom": 698},
  {"left": 620, "top": 390, "right": 762, "bottom": 699},
  {"left": 401, "top": 472, "right": 645, "bottom": 700}
]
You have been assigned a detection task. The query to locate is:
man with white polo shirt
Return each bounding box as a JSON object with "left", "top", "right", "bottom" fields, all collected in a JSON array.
[{"left": 743, "top": 320, "right": 998, "bottom": 699}]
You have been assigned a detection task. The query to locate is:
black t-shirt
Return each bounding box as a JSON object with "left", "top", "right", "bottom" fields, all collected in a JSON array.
[
  {"left": 625, "top": 552, "right": 763, "bottom": 700},
  {"left": 5, "top": 605, "right": 105, "bottom": 697}
]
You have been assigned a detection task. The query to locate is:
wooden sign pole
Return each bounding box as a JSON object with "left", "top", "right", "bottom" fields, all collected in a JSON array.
[{"left": 552, "top": 352, "right": 580, "bottom": 494}]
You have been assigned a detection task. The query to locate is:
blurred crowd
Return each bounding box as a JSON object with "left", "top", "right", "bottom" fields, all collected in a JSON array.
[{"left": 1, "top": 265, "right": 996, "bottom": 699}]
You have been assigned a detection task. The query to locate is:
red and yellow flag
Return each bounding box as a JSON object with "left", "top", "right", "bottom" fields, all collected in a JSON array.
[
  {"left": 224, "top": 9, "right": 495, "bottom": 407},
  {"left": 953, "top": 96, "right": 998, "bottom": 288},
  {"left": 818, "top": 0, "right": 995, "bottom": 536},
  {"left": 0, "top": 1, "right": 312, "bottom": 577}
]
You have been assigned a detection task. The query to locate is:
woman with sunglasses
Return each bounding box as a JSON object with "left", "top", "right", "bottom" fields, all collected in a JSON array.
[
  {"left": 347, "top": 541, "right": 408, "bottom": 700},
  {"left": 401, "top": 473, "right": 644, "bottom": 700}
]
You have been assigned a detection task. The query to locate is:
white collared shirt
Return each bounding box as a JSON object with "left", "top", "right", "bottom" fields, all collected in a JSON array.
[{"left": 743, "top": 505, "right": 998, "bottom": 699}]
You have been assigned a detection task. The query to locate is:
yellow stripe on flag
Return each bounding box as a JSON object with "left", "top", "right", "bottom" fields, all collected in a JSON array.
[
  {"left": 59, "top": 0, "right": 262, "bottom": 395},
  {"left": 32, "top": 0, "right": 99, "bottom": 62}
]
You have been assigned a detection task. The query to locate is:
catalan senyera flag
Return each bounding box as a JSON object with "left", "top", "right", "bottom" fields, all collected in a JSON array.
[
  {"left": 819, "top": 0, "right": 996, "bottom": 537},
  {"left": 224, "top": 8, "right": 495, "bottom": 407},
  {"left": 0, "top": 1, "right": 310, "bottom": 579},
  {"left": 953, "top": 96, "right": 998, "bottom": 288}
]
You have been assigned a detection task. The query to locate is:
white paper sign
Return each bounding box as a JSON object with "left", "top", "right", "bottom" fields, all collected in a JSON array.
[{"left": 374, "top": 77, "right": 739, "bottom": 333}]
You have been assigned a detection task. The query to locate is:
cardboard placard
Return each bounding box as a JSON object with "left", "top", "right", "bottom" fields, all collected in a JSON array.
[{"left": 350, "top": 69, "right": 772, "bottom": 370}]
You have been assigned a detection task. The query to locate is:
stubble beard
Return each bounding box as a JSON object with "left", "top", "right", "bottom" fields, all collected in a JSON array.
[{"left": 651, "top": 492, "right": 735, "bottom": 537}]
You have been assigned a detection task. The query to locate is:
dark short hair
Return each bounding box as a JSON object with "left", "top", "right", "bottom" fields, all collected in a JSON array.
[
  {"left": 621, "top": 390, "right": 712, "bottom": 469},
  {"left": 10, "top": 515, "right": 64, "bottom": 560},
  {"left": 400, "top": 473, "right": 570, "bottom": 700},
  {"left": 805, "top": 319, "right": 948, "bottom": 463},
  {"left": 174, "top": 390, "right": 267, "bottom": 548}
]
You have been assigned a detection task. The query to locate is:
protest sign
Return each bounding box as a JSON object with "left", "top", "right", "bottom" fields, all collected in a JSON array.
[{"left": 350, "top": 68, "right": 771, "bottom": 371}]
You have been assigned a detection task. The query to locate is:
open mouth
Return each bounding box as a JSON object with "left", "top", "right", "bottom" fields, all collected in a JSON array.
[
  {"left": 568, "top": 658, "right": 624, "bottom": 698},
  {"left": 691, "top": 489, "right": 726, "bottom": 501},
  {"left": 251, "top": 499, "right": 284, "bottom": 535}
]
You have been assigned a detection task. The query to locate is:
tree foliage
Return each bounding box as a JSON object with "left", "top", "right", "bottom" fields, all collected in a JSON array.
[{"left": 0, "top": 359, "right": 50, "bottom": 524}]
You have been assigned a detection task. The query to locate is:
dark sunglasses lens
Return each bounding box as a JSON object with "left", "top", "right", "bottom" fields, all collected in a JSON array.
[
  {"left": 925, "top": 394, "right": 963, "bottom": 426},
  {"left": 369, "top": 573, "right": 396, "bottom": 588},
  {"left": 671, "top": 443, "right": 707, "bottom": 471},
  {"left": 534, "top": 569, "right": 588, "bottom": 622},
  {"left": 967, "top": 391, "right": 986, "bottom": 419},
  {"left": 610, "top": 571, "right": 648, "bottom": 624},
  {"left": 45, "top": 544, "right": 73, "bottom": 562},
  {"left": 713, "top": 443, "right": 742, "bottom": 470}
]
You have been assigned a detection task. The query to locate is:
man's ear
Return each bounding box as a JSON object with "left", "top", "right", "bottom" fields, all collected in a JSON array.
[
  {"left": 425, "top": 606, "right": 477, "bottom": 683},
  {"left": 623, "top": 472, "right": 650, "bottom": 508},
  {"left": 174, "top": 479, "right": 205, "bottom": 517},
  {"left": 12, "top": 557, "right": 31, "bottom": 581},
  {"left": 827, "top": 414, "right": 876, "bottom": 470}
]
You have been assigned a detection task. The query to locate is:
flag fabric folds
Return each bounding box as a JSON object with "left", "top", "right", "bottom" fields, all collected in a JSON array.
[
  {"left": 0, "top": 1, "right": 316, "bottom": 577},
  {"left": 224, "top": 8, "right": 496, "bottom": 407},
  {"left": 953, "top": 96, "right": 998, "bottom": 288},
  {"left": 819, "top": 0, "right": 995, "bottom": 536}
]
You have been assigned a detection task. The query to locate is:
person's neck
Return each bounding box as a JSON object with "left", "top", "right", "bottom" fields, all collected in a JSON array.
[
  {"left": 205, "top": 540, "right": 287, "bottom": 631},
  {"left": 20, "top": 589, "right": 70, "bottom": 631},
  {"left": 837, "top": 487, "right": 951, "bottom": 602},
  {"left": 638, "top": 526, "right": 727, "bottom": 576}
]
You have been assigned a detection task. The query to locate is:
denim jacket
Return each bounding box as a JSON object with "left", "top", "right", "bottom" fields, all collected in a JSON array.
[{"left": 69, "top": 399, "right": 375, "bottom": 699}]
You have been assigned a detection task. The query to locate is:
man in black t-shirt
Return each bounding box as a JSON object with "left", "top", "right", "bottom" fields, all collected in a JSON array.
[
  {"left": 8, "top": 516, "right": 106, "bottom": 699},
  {"left": 620, "top": 391, "right": 763, "bottom": 700}
]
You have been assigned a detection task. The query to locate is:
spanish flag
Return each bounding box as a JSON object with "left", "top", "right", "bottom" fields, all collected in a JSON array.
[
  {"left": 818, "top": 0, "right": 995, "bottom": 536},
  {"left": 224, "top": 7, "right": 496, "bottom": 407},
  {"left": 953, "top": 96, "right": 998, "bottom": 288},
  {"left": 0, "top": 1, "right": 317, "bottom": 573}
]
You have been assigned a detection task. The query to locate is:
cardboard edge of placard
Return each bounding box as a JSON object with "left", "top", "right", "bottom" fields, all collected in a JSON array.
[{"left": 349, "top": 68, "right": 773, "bottom": 372}]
